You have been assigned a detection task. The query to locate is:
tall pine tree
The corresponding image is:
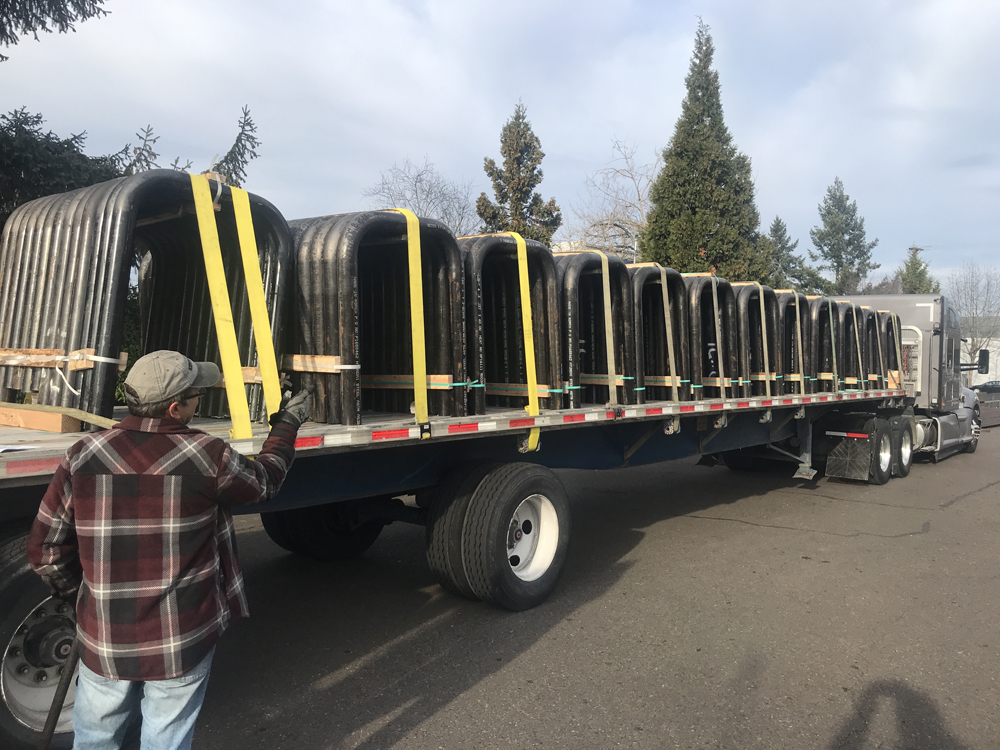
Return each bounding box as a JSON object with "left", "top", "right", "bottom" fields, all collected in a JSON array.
[
  {"left": 476, "top": 102, "right": 561, "bottom": 244},
  {"left": 809, "top": 177, "right": 879, "bottom": 294},
  {"left": 641, "top": 21, "right": 769, "bottom": 281},
  {"left": 766, "top": 216, "right": 831, "bottom": 294}
]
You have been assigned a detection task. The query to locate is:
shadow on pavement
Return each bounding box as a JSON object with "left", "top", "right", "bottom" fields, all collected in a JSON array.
[
  {"left": 195, "top": 459, "right": 810, "bottom": 749},
  {"left": 828, "top": 679, "right": 971, "bottom": 750}
]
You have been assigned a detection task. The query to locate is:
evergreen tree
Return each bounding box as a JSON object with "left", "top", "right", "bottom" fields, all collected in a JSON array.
[
  {"left": 0, "top": 108, "right": 121, "bottom": 226},
  {"left": 477, "top": 102, "right": 561, "bottom": 244},
  {"left": 809, "top": 177, "right": 879, "bottom": 294},
  {"left": 1, "top": 0, "right": 107, "bottom": 60},
  {"left": 766, "top": 216, "right": 831, "bottom": 294},
  {"left": 898, "top": 245, "right": 940, "bottom": 294},
  {"left": 1, "top": 107, "right": 261, "bottom": 227},
  {"left": 641, "top": 21, "right": 769, "bottom": 281}
]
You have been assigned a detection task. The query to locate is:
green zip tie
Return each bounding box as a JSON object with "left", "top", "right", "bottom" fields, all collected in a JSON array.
[{"left": 634, "top": 387, "right": 646, "bottom": 391}]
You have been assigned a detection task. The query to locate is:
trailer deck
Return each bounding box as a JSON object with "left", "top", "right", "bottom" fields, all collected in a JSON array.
[{"left": 0, "top": 389, "right": 905, "bottom": 488}]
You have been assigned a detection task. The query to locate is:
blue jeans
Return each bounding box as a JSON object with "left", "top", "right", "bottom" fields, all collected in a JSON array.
[{"left": 72, "top": 646, "right": 215, "bottom": 750}]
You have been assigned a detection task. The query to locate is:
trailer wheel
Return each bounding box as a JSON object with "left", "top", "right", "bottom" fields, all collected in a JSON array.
[
  {"left": 869, "top": 418, "right": 892, "bottom": 485},
  {"left": 461, "top": 464, "right": 570, "bottom": 611},
  {"left": 0, "top": 533, "right": 76, "bottom": 750},
  {"left": 261, "top": 503, "right": 385, "bottom": 561},
  {"left": 425, "top": 464, "right": 499, "bottom": 600},
  {"left": 895, "top": 421, "right": 914, "bottom": 478}
]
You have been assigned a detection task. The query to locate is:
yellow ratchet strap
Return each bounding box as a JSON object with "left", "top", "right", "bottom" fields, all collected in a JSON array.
[
  {"left": 657, "top": 265, "right": 680, "bottom": 401},
  {"left": 190, "top": 174, "right": 253, "bottom": 440},
  {"left": 851, "top": 304, "right": 864, "bottom": 390},
  {"left": 828, "top": 300, "right": 839, "bottom": 393},
  {"left": 391, "top": 208, "right": 430, "bottom": 436},
  {"left": 231, "top": 187, "right": 282, "bottom": 421},
  {"left": 511, "top": 233, "right": 540, "bottom": 451},
  {"left": 872, "top": 312, "right": 885, "bottom": 388},
  {"left": 794, "top": 295, "right": 805, "bottom": 394},
  {"left": 711, "top": 277, "right": 727, "bottom": 398},
  {"left": 755, "top": 283, "right": 771, "bottom": 398}
]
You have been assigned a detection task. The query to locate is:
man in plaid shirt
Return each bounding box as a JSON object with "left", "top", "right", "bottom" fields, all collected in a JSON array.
[{"left": 28, "top": 350, "right": 312, "bottom": 750}]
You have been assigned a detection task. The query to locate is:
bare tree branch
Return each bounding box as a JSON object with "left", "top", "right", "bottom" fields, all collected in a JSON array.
[
  {"left": 945, "top": 263, "right": 1000, "bottom": 372},
  {"left": 364, "top": 157, "right": 477, "bottom": 237},
  {"left": 571, "top": 138, "right": 660, "bottom": 261}
]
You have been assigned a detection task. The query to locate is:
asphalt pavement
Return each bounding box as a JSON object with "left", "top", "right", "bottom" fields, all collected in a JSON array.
[{"left": 195, "top": 427, "right": 1000, "bottom": 749}]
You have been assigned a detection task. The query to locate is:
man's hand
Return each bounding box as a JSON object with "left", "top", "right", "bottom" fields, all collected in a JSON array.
[{"left": 269, "top": 387, "right": 314, "bottom": 430}]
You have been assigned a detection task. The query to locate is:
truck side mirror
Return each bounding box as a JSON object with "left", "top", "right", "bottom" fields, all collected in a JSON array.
[{"left": 979, "top": 349, "right": 990, "bottom": 375}]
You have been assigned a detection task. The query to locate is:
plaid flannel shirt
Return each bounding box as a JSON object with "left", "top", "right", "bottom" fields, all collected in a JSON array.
[{"left": 28, "top": 415, "right": 297, "bottom": 681}]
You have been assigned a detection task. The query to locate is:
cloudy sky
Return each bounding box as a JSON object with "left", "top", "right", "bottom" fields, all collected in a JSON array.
[{"left": 5, "top": 0, "right": 999, "bottom": 280}]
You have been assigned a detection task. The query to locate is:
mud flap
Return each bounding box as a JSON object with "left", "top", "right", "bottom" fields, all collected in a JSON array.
[{"left": 825, "top": 436, "right": 872, "bottom": 481}]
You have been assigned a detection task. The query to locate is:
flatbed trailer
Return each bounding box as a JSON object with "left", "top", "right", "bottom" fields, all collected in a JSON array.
[{"left": 0, "top": 170, "right": 971, "bottom": 749}]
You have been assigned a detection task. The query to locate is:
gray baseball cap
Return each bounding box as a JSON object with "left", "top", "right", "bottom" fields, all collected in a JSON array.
[{"left": 124, "top": 351, "right": 220, "bottom": 404}]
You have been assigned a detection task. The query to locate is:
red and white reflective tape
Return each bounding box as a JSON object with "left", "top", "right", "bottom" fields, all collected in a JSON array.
[
  {"left": 826, "top": 431, "right": 870, "bottom": 439},
  {"left": 447, "top": 421, "right": 498, "bottom": 435},
  {"left": 371, "top": 426, "right": 421, "bottom": 441}
]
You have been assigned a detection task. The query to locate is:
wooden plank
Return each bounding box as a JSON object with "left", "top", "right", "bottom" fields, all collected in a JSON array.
[
  {"left": 0, "top": 348, "right": 63, "bottom": 369},
  {"left": 0, "top": 348, "right": 127, "bottom": 371},
  {"left": 888, "top": 370, "right": 901, "bottom": 389},
  {"left": 66, "top": 350, "right": 129, "bottom": 372},
  {"left": 484, "top": 383, "right": 552, "bottom": 399},
  {"left": 361, "top": 374, "right": 454, "bottom": 390},
  {"left": 579, "top": 373, "right": 628, "bottom": 386},
  {"left": 642, "top": 375, "right": 682, "bottom": 387},
  {"left": 0, "top": 405, "right": 80, "bottom": 433},
  {"left": 702, "top": 377, "right": 733, "bottom": 387},
  {"left": 281, "top": 354, "right": 344, "bottom": 374}
]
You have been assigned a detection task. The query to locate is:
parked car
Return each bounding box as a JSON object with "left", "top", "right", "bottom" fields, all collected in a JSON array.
[{"left": 973, "top": 380, "right": 1000, "bottom": 393}]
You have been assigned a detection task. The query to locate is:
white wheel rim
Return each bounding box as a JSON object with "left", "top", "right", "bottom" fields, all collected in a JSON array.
[
  {"left": 900, "top": 431, "right": 912, "bottom": 466},
  {"left": 507, "top": 494, "right": 559, "bottom": 582},
  {"left": 879, "top": 433, "right": 892, "bottom": 474},
  {"left": 1, "top": 596, "right": 76, "bottom": 733}
]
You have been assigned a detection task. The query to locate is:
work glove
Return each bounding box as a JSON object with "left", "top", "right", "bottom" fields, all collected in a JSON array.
[{"left": 269, "top": 387, "right": 314, "bottom": 430}]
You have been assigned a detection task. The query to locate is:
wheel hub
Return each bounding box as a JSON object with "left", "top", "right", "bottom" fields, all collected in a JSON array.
[
  {"left": 506, "top": 494, "right": 559, "bottom": 582},
  {"left": 879, "top": 433, "right": 892, "bottom": 474},
  {"left": 1, "top": 596, "right": 77, "bottom": 733}
]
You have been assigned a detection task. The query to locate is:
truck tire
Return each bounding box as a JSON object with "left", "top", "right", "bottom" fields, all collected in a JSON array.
[
  {"left": 895, "top": 421, "right": 914, "bottom": 478},
  {"left": 869, "top": 418, "right": 892, "bottom": 485},
  {"left": 424, "top": 463, "right": 499, "bottom": 600},
  {"left": 460, "top": 464, "right": 570, "bottom": 611},
  {"left": 966, "top": 405, "right": 980, "bottom": 453},
  {"left": 261, "top": 503, "right": 385, "bottom": 561},
  {"left": 0, "top": 533, "right": 76, "bottom": 750}
]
